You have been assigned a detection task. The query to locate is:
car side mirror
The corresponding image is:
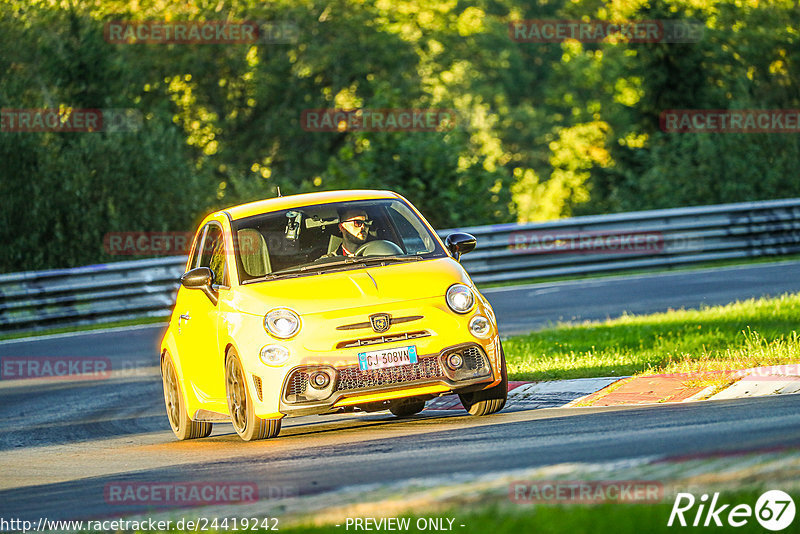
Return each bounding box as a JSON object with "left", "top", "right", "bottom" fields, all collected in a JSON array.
[
  {"left": 445, "top": 233, "right": 477, "bottom": 262},
  {"left": 181, "top": 267, "right": 219, "bottom": 305}
]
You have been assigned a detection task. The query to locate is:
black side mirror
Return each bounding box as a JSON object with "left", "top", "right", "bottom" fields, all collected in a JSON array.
[
  {"left": 445, "top": 232, "right": 477, "bottom": 261},
  {"left": 181, "top": 267, "right": 219, "bottom": 305}
]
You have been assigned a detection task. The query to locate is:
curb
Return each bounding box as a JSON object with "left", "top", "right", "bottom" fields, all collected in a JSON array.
[
  {"left": 571, "top": 364, "right": 800, "bottom": 407},
  {"left": 425, "top": 377, "right": 622, "bottom": 411},
  {"left": 427, "top": 363, "right": 800, "bottom": 412}
]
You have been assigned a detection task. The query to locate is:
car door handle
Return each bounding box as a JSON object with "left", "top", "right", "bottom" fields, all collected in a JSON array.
[{"left": 178, "top": 313, "right": 191, "bottom": 334}]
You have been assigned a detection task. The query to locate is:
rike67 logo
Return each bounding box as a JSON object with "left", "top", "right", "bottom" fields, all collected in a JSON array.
[{"left": 668, "top": 490, "right": 796, "bottom": 531}]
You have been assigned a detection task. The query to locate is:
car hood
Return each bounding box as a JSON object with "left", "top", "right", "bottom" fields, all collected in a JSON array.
[{"left": 231, "top": 257, "right": 471, "bottom": 316}]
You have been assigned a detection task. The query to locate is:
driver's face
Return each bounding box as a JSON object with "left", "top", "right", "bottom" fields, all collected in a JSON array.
[{"left": 340, "top": 214, "right": 368, "bottom": 242}]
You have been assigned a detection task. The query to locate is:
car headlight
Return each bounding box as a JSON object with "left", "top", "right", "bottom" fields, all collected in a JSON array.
[
  {"left": 469, "top": 315, "right": 492, "bottom": 338},
  {"left": 260, "top": 345, "right": 290, "bottom": 366},
  {"left": 264, "top": 308, "right": 301, "bottom": 339},
  {"left": 446, "top": 284, "right": 474, "bottom": 314}
]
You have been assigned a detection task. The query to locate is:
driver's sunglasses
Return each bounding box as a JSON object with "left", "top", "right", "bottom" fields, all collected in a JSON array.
[{"left": 343, "top": 218, "right": 371, "bottom": 228}]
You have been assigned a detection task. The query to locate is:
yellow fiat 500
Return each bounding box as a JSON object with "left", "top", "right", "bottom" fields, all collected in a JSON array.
[{"left": 160, "top": 190, "right": 507, "bottom": 441}]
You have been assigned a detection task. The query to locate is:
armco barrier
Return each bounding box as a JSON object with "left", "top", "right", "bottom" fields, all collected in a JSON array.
[{"left": 1, "top": 198, "right": 799, "bottom": 333}]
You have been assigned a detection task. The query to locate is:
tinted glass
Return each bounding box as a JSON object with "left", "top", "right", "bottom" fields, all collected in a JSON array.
[
  {"left": 198, "top": 224, "right": 227, "bottom": 286},
  {"left": 231, "top": 199, "right": 445, "bottom": 283}
]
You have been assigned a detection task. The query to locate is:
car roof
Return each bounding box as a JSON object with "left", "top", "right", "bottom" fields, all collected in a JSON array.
[{"left": 223, "top": 189, "right": 401, "bottom": 221}]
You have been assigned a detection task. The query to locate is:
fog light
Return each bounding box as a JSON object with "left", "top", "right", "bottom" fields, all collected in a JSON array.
[
  {"left": 469, "top": 315, "right": 492, "bottom": 338},
  {"left": 447, "top": 353, "right": 464, "bottom": 370},
  {"left": 260, "top": 345, "right": 289, "bottom": 366},
  {"left": 310, "top": 371, "right": 330, "bottom": 389}
]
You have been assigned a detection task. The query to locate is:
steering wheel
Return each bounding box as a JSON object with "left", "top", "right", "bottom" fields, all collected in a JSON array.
[{"left": 353, "top": 240, "right": 404, "bottom": 257}]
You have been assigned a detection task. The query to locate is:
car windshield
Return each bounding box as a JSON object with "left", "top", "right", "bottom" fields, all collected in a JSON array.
[{"left": 230, "top": 198, "right": 446, "bottom": 284}]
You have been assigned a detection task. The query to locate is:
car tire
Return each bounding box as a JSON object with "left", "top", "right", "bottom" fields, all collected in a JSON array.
[
  {"left": 458, "top": 343, "right": 508, "bottom": 416},
  {"left": 225, "top": 349, "right": 281, "bottom": 441},
  {"left": 389, "top": 398, "right": 426, "bottom": 417},
  {"left": 162, "top": 352, "right": 213, "bottom": 440}
]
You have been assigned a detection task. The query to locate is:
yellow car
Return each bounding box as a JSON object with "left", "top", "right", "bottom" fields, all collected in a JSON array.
[{"left": 160, "top": 190, "right": 507, "bottom": 441}]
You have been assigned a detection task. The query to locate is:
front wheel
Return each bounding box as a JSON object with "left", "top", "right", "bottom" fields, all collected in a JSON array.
[
  {"left": 161, "top": 352, "right": 212, "bottom": 440},
  {"left": 458, "top": 344, "right": 508, "bottom": 416},
  {"left": 225, "top": 349, "right": 281, "bottom": 441}
]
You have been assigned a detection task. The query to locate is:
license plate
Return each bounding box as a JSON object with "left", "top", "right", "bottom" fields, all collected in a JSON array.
[{"left": 358, "top": 345, "right": 418, "bottom": 371}]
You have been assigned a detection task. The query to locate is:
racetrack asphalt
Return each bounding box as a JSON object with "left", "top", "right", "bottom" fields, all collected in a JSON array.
[{"left": 1, "top": 261, "right": 799, "bottom": 522}]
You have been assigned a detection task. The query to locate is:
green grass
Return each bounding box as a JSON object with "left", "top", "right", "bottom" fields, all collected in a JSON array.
[
  {"left": 275, "top": 489, "right": 789, "bottom": 534},
  {"left": 503, "top": 292, "right": 800, "bottom": 381}
]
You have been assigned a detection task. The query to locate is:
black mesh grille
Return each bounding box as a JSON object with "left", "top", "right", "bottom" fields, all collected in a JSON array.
[
  {"left": 252, "top": 375, "right": 263, "bottom": 401},
  {"left": 443, "top": 345, "right": 491, "bottom": 381},
  {"left": 288, "top": 371, "right": 309, "bottom": 397},
  {"left": 334, "top": 355, "right": 444, "bottom": 392},
  {"left": 462, "top": 346, "right": 484, "bottom": 371}
]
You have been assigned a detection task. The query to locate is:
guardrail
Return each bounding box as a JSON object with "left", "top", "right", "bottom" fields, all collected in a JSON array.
[{"left": 1, "top": 198, "right": 799, "bottom": 333}]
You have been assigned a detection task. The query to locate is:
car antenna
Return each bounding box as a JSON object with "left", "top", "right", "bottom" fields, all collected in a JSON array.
[{"left": 276, "top": 186, "right": 282, "bottom": 197}]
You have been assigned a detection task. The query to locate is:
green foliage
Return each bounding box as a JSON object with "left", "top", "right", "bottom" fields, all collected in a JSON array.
[
  {"left": 1, "top": 0, "right": 798, "bottom": 271},
  {"left": 323, "top": 129, "right": 512, "bottom": 228}
]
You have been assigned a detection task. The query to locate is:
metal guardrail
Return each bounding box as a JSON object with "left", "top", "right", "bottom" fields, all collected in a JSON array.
[
  {"left": 458, "top": 197, "right": 800, "bottom": 283},
  {"left": 1, "top": 198, "right": 799, "bottom": 333}
]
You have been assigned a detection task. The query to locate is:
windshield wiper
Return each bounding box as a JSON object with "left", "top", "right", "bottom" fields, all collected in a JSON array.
[
  {"left": 244, "top": 255, "right": 423, "bottom": 283},
  {"left": 246, "top": 258, "right": 360, "bottom": 282},
  {"left": 352, "top": 255, "right": 423, "bottom": 265}
]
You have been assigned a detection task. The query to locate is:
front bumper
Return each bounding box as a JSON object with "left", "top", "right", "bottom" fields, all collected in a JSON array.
[{"left": 276, "top": 342, "right": 494, "bottom": 416}]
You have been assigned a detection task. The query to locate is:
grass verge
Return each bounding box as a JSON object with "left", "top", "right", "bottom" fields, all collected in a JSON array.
[
  {"left": 503, "top": 292, "right": 800, "bottom": 382},
  {"left": 278, "top": 489, "right": 785, "bottom": 534}
]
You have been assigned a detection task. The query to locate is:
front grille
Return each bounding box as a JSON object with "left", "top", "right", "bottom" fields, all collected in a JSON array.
[
  {"left": 336, "top": 330, "right": 430, "bottom": 349},
  {"left": 334, "top": 355, "right": 444, "bottom": 392},
  {"left": 252, "top": 375, "right": 263, "bottom": 401},
  {"left": 462, "top": 346, "right": 484, "bottom": 370},
  {"left": 288, "top": 371, "right": 309, "bottom": 398},
  {"left": 282, "top": 347, "right": 490, "bottom": 405},
  {"left": 442, "top": 345, "right": 491, "bottom": 381}
]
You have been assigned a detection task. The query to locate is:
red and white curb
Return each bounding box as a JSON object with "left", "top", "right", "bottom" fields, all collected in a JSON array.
[
  {"left": 707, "top": 364, "right": 800, "bottom": 400},
  {"left": 425, "top": 364, "right": 800, "bottom": 411},
  {"left": 564, "top": 364, "right": 800, "bottom": 407}
]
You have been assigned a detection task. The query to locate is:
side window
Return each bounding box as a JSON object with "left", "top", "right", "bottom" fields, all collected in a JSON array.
[
  {"left": 199, "top": 224, "right": 228, "bottom": 287},
  {"left": 187, "top": 227, "right": 205, "bottom": 271}
]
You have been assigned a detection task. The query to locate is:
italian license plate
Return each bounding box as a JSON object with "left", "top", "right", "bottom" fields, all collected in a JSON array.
[{"left": 358, "top": 345, "right": 418, "bottom": 371}]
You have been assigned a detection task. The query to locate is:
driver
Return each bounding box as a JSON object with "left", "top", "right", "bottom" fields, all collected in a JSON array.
[{"left": 334, "top": 208, "right": 371, "bottom": 256}]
